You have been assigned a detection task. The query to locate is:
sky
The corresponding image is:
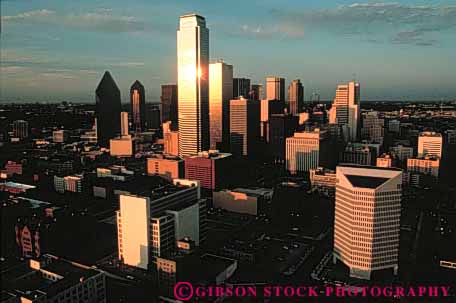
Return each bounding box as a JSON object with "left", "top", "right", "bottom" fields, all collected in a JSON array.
[{"left": 1, "top": 0, "right": 455, "bottom": 103}]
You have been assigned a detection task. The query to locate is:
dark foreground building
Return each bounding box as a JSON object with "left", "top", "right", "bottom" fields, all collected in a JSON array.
[{"left": 96, "top": 71, "right": 121, "bottom": 147}]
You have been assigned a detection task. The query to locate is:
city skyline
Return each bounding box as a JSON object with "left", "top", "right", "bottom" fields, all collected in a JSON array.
[{"left": 1, "top": 1, "right": 456, "bottom": 103}]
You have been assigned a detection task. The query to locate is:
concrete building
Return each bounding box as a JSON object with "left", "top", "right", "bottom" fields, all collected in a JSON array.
[
  {"left": 447, "top": 130, "right": 456, "bottom": 144},
  {"left": 333, "top": 165, "right": 402, "bottom": 280},
  {"left": 120, "top": 111, "right": 129, "bottom": 137},
  {"left": 184, "top": 150, "right": 232, "bottom": 190},
  {"left": 163, "top": 121, "right": 179, "bottom": 157},
  {"left": 376, "top": 154, "right": 393, "bottom": 168},
  {"left": 4, "top": 161, "right": 23, "bottom": 175},
  {"left": 147, "top": 155, "right": 184, "bottom": 180},
  {"left": 110, "top": 135, "right": 133, "bottom": 157},
  {"left": 213, "top": 188, "right": 273, "bottom": 215},
  {"left": 339, "top": 144, "right": 372, "bottom": 166},
  {"left": 407, "top": 156, "right": 440, "bottom": 178},
  {"left": 309, "top": 167, "right": 337, "bottom": 194},
  {"left": 266, "top": 77, "right": 285, "bottom": 102},
  {"left": 1, "top": 255, "right": 106, "bottom": 303},
  {"left": 230, "top": 98, "right": 260, "bottom": 157},
  {"left": 286, "top": 129, "right": 324, "bottom": 174},
  {"left": 177, "top": 14, "right": 210, "bottom": 157},
  {"left": 328, "top": 81, "right": 360, "bottom": 142},
  {"left": 64, "top": 175, "right": 83, "bottom": 193},
  {"left": 361, "top": 111, "right": 384, "bottom": 145},
  {"left": 117, "top": 179, "right": 204, "bottom": 269},
  {"left": 209, "top": 61, "right": 233, "bottom": 150},
  {"left": 418, "top": 131, "right": 442, "bottom": 158}
]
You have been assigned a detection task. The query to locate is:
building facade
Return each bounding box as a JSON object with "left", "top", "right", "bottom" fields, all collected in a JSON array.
[
  {"left": 266, "top": 77, "right": 285, "bottom": 102},
  {"left": 209, "top": 61, "right": 233, "bottom": 150},
  {"left": 177, "top": 14, "right": 210, "bottom": 157},
  {"left": 418, "top": 131, "right": 442, "bottom": 158},
  {"left": 230, "top": 98, "right": 260, "bottom": 157},
  {"left": 130, "top": 80, "right": 146, "bottom": 132},
  {"left": 287, "top": 79, "right": 304, "bottom": 115},
  {"left": 96, "top": 71, "right": 122, "bottom": 147},
  {"left": 333, "top": 165, "right": 402, "bottom": 280},
  {"left": 161, "top": 84, "right": 178, "bottom": 125}
]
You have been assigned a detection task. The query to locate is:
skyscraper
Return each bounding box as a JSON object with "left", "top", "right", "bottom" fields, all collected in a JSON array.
[
  {"left": 250, "top": 84, "right": 263, "bottom": 101},
  {"left": 286, "top": 129, "right": 324, "bottom": 174},
  {"left": 328, "top": 81, "right": 360, "bottom": 142},
  {"left": 96, "top": 71, "right": 121, "bottom": 147},
  {"left": 177, "top": 14, "right": 210, "bottom": 157},
  {"left": 287, "top": 79, "right": 304, "bottom": 115},
  {"left": 417, "top": 131, "right": 442, "bottom": 158},
  {"left": 130, "top": 80, "right": 146, "bottom": 132},
  {"left": 266, "top": 77, "right": 285, "bottom": 102},
  {"left": 209, "top": 61, "right": 233, "bottom": 150},
  {"left": 333, "top": 165, "right": 402, "bottom": 280},
  {"left": 269, "top": 113, "right": 299, "bottom": 163},
  {"left": 120, "top": 112, "right": 129, "bottom": 137},
  {"left": 233, "top": 78, "right": 250, "bottom": 98},
  {"left": 230, "top": 97, "right": 260, "bottom": 157},
  {"left": 161, "top": 84, "right": 178, "bottom": 125}
]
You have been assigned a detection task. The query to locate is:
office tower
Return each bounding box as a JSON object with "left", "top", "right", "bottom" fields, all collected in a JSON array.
[
  {"left": 2, "top": 255, "right": 106, "bottom": 303},
  {"left": 163, "top": 121, "right": 179, "bottom": 156},
  {"left": 177, "top": 14, "right": 210, "bottom": 157},
  {"left": 117, "top": 180, "right": 203, "bottom": 269},
  {"left": 251, "top": 84, "right": 263, "bottom": 100},
  {"left": 96, "top": 71, "right": 121, "bottom": 147},
  {"left": 269, "top": 113, "right": 299, "bottom": 163},
  {"left": 147, "top": 155, "right": 184, "bottom": 180},
  {"left": 130, "top": 80, "right": 146, "bottom": 132},
  {"left": 184, "top": 150, "right": 232, "bottom": 190},
  {"left": 209, "top": 61, "right": 233, "bottom": 150},
  {"left": 12, "top": 120, "right": 28, "bottom": 139},
  {"left": 145, "top": 103, "right": 161, "bottom": 129},
  {"left": 377, "top": 154, "right": 393, "bottom": 168},
  {"left": 340, "top": 144, "right": 372, "bottom": 166},
  {"left": 230, "top": 97, "right": 260, "bottom": 157},
  {"left": 233, "top": 78, "right": 250, "bottom": 98},
  {"left": 417, "top": 131, "right": 442, "bottom": 158},
  {"left": 286, "top": 129, "right": 325, "bottom": 174},
  {"left": 328, "top": 81, "right": 360, "bottom": 142},
  {"left": 266, "top": 77, "right": 285, "bottom": 102},
  {"left": 333, "top": 165, "right": 402, "bottom": 280},
  {"left": 260, "top": 99, "right": 285, "bottom": 141},
  {"left": 407, "top": 156, "right": 440, "bottom": 178},
  {"left": 287, "top": 79, "right": 304, "bottom": 115},
  {"left": 161, "top": 84, "right": 178, "bottom": 125},
  {"left": 361, "top": 111, "right": 384, "bottom": 144},
  {"left": 120, "top": 111, "right": 129, "bottom": 136}
]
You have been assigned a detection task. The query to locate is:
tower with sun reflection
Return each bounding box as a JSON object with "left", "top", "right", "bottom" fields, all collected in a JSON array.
[{"left": 177, "top": 14, "right": 210, "bottom": 157}]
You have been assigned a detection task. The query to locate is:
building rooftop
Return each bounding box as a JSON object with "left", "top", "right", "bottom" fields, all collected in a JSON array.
[
  {"left": 185, "top": 150, "right": 232, "bottom": 160},
  {"left": 345, "top": 175, "right": 391, "bottom": 189},
  {"left": 419, "top": 131, "right": 442, "bottom": 137}
]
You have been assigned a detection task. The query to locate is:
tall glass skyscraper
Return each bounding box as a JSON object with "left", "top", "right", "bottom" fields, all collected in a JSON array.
[
  {"left": 209, "top": 60, "right": 233, "bottom": 150},
  {"left": 130, "top": 80, "right": 146, "bottom": 132},
  {"left": 177, "top": 14, "right": 210, "bottom": 157},
  {"left": 96, "top": 71, "right": 121, "bottom": 147}
]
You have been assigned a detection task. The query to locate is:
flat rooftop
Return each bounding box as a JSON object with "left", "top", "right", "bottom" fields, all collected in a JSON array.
[{"left": 345, "top": 175, "right": 390, "bottom": 189}]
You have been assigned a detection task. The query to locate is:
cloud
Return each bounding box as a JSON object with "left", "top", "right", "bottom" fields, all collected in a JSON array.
[
  {"left": 1, "top": 9, "right": 56, "bottom": 21},
  {"left": 111, "top": 62, "right": 145, "bottom": 67},
  {"left": 2, "top": 8, "right": 145, "bottom": 33},
  {"left": 1, "top": 66, "right": 33, "bottom": 74},
  {"left": 269, "top": 2, "right": 456, "bottom": 46}
]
